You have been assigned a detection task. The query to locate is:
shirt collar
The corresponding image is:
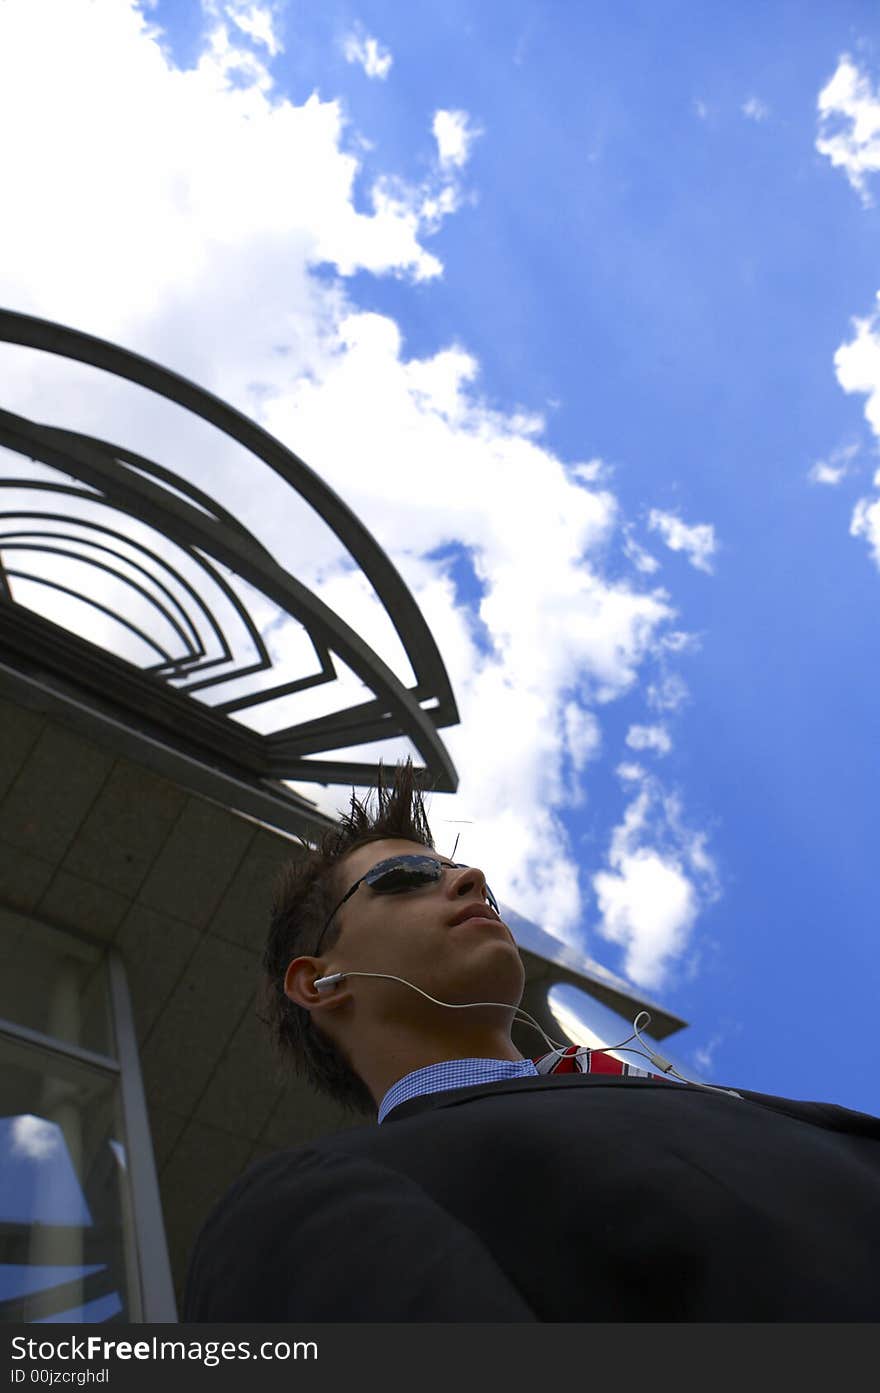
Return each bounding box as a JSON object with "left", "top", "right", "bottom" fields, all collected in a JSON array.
[{"left": 378, "top": 1056, "right": 538, "bottom": 1124}]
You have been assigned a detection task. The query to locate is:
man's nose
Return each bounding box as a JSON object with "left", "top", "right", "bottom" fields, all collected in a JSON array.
[{"left": 447, "top": 863, "right": 490, "bottom": 902}]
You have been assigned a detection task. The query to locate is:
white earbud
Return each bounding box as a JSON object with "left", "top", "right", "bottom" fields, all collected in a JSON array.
[{"left": 314, "top": 973, "right": 345, "bottom": 992}]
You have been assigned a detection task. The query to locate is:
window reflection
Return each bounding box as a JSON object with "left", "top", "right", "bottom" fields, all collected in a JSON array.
[{"left": 0, "top": 1036, "right": 137, "bottom": 1323}]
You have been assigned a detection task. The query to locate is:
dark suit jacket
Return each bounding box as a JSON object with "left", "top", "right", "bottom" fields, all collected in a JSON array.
[{"left": 183, "top": 1073, "right": 880, "bottom": 1321}]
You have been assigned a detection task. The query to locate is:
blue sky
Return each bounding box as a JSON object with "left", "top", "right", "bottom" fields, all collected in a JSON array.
[{"left": 2, "top": 0, "right": 879, "bottom": 1114}]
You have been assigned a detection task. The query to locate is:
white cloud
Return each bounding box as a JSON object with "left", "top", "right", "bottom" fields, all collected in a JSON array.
[
  {"left": 742, "top": 96, "right": 769, "bottom": 122},
  {"left": 659, "top": 630, "right": 700, "bottom": 654},
  {"left": 0, "top": 0, "right": 711, "bottom": 971},
  {"left": 432, "top": 109, "right": 482, "bottom": 170},
  {"left": 592, "top": 781, "right": 717, "bottom": 989},
  {"left": 647, "top": 508, "right": 717, "bottom": 573},
  {"left": 834, "top": 302, "right": 880, "bottom": 438},
  {"left": 342, "top": 29, "right": 393, "bottom": 80},
  {"left": 219, "top": 0, "right": 283, "bottom": 56},
  {"left": 558, "top": 704, "right": 602, "bottom": 809},
  {"left": 594, "top": 850, "right": 697, "bottom": 987},
  {"left": 625, "top": 724, "right": 672, "bottom": 756},
  {"left": 692, "top": 1032, "right": 723, "bottom": 1073},
  {"left": 562, "top": 704, "right": 602, "bottom": 774},
  {"left": 816, "top": 55, "right": 880, "bottom": 206},
  {"left": 828, "top": 302, "right": 880, "bottom": 569},
  {"left": 646, "top": 672, "right": 689, "bottom": 713},
  {"left": 808, "top": 442, "right": 860, "bottom": 485},
  {"left": 623, "top": 526, "right": 660, "bottom": 575},
  {"left": 616, "top": 761, "right": 646, "bottom": 783},
  {"left": 814, "top": 66, "right": 880, "bottom": 568},
  {"left": 11, "top": 1114, "right": 59, "bottom": 1161},
  {"left": 0, "top": 0, "right": 447, "bottom": 327},
  {"left": 570, "top": 458, "right": 607, "bottom": 484},
  {"left": 694, "top": 99, "right": 709, "bottom": 121},
  {"left": 850, "top": 495, "right": 880, "bottom": 567}
]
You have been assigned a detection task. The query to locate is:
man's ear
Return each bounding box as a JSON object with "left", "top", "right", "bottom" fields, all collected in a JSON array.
[{"left": 284, "top": 956, "right": 351, "bottom": 1012}]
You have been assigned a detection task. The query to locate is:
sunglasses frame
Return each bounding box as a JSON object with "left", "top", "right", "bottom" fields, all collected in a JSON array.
[{"left": 314, "top": 853, "right": 499, "bottom": 956}]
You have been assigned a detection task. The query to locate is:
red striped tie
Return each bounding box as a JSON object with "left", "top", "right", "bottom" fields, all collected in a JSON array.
[{"left": 534, "top": 1043, "right": 675, "bottom": 1081}]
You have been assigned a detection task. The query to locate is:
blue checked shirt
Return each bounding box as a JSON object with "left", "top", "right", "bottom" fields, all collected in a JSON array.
[{"left": 378, "top": 1057, "right": 539, "bottom": 1123}]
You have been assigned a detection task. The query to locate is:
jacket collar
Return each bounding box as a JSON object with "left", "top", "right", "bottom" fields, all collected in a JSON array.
[
  {"left": 381, "top": 1071, "right": 880, "bottom": 1139},
  {"left": 382, "top": 1069, "right": 678, "bottom": 1123}
]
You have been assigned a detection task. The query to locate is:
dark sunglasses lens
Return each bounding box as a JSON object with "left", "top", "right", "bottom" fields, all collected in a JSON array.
[
  {"left": 366, "top": 857, "right": 499, "bottom": 914},
  {"left": 367, "top": 856, "right": 441, "bottom": 893}
]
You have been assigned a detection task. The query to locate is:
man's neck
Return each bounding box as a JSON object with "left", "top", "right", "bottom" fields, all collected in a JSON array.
[{"left": 360, "top": 1026, "right": 525, "bottom": 1108}]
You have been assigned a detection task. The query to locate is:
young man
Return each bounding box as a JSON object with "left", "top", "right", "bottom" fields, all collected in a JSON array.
[{"left": 184, "top": 759, "right": 880, "bottom": 1322}]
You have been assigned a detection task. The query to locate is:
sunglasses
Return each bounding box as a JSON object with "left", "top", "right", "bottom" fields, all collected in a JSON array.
[{"left": 314, "top": 853, "right": 500, "bottom": 956}]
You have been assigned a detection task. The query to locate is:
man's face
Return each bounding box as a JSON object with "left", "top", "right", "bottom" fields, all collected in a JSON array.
[{"left": 323, "top": 838, "right": 526, "bottom": 1022}]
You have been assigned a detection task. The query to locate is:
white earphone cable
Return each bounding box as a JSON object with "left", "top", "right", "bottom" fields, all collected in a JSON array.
[{"left": 315, "top": 972, "right": 741, "bottom": 1098}]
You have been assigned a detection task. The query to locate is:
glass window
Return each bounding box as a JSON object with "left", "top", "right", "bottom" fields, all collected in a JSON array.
[
  {"left": 0, "top": 909, "right": 113, "bottom": 1058},
  {"left": 0, "top": 1033, "right": 140, "bottom": 1322}
]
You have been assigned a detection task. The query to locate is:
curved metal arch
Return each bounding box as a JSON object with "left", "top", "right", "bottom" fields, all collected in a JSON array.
[
  {"left": 0, "top": 536, "right": 201, "bottom": 660},
  {"left": 0, "top": 513, "right": 209, "bottom": 656},
  {"left": 0, "top": 307, "right": 460, "bottom": 793},
  {"left": 19, "top": 413, "right": 448, "bottom": 767},
  {"left": 3, "top": 568, "right": 175, "bottom": 663},
  {"left": 0, "top": 490, "right": 258, "bottom": 684},
  {"left": 0, "top": 455, "right": 337, "bottom": 706}
]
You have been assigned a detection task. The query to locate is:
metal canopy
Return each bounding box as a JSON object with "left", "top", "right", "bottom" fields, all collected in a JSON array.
[{"left": 0, "top": 308, "right": 460, "bottom": 808}]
